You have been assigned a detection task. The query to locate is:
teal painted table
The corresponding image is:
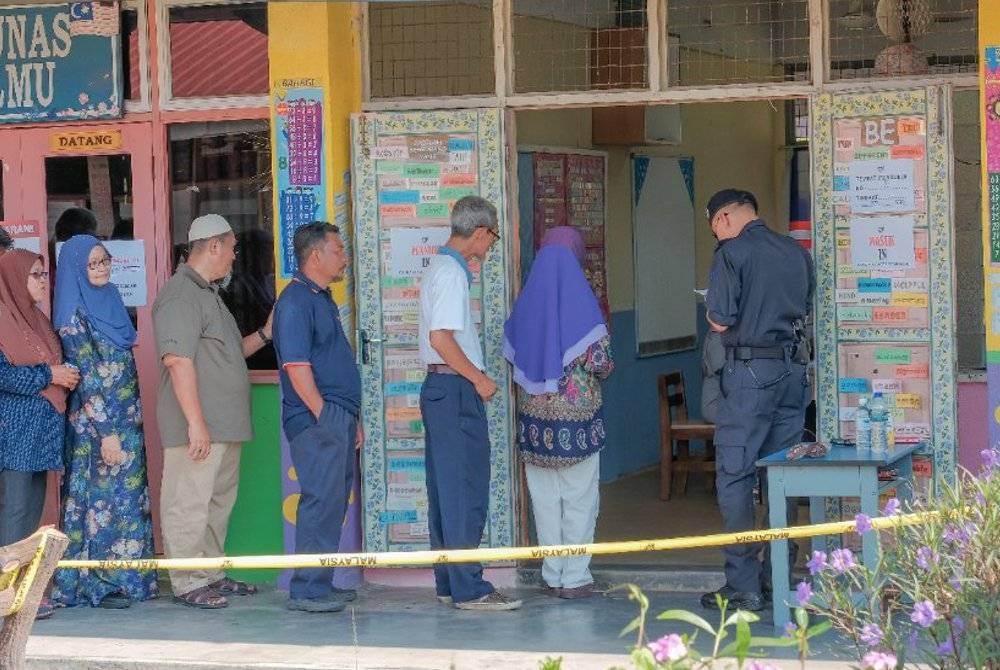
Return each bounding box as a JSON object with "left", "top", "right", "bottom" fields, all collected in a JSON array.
[{"left": 756, "top": 442, "right": 922, "bottom": 628}]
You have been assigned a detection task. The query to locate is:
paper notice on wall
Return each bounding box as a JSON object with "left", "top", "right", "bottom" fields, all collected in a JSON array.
[
  {"left": 388, "top": 227, "right": 450, "bottom": 277},
  {"left": 1, "top": 220, "right": 41, "bottom": 253},
  {"left": 849, "top": 216, "right": 916, "bottom": 269},
  {"left": 103, "top": 240, "right": 147, "bottom": 307},
  {"left": 849, "top": 159, "right": 915, "bottom": 213}
]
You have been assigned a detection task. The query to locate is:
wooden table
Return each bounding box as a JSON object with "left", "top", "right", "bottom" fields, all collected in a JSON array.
[{"left": 756, "top": 442, "right": 922, "bottom": 628}]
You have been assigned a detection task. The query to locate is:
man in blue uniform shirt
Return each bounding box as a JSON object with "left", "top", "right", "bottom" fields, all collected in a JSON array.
[
  {"left": 700, "top": 189, "right": 814, "bottom": 612},
  {"left": 273, "top": 221, "right": 362, "bottom": 613}
]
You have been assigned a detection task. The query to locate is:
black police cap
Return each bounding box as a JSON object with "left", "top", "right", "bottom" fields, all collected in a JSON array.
[{"left": 706, "top": 189, "right": 758, "bottom": 221}]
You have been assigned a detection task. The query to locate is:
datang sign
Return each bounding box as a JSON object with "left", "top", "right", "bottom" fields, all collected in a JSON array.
[{"left": 0, "top": 2, "right": 123, "bottom": 124}]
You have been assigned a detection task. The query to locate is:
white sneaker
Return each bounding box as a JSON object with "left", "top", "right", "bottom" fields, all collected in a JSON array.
[
  {"left": 436, "top": 595, "right": 453, "bottom": 604},
  {"left": 454, "top": 590, "right": 522, "bottom": 611}
]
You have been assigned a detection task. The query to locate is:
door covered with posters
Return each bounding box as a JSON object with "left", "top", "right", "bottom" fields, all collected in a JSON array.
[{"left": 351, "top": 109, "right": 515, "bottom": 552}]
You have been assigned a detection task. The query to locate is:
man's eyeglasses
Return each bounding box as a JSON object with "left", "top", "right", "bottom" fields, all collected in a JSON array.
[
  {"left": 485, "top": 227, "right": 500, "bottom": 242},
  {"left": 87, "top": 256, "right": 112, "bottom": 271},
  {"left": 28, "top": 271, "right": 49, "bottom": 281}
]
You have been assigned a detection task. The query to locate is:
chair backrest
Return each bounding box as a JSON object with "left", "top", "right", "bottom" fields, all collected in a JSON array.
[{"left": 658, "top": 371, "right": 689, "bottom": 425}]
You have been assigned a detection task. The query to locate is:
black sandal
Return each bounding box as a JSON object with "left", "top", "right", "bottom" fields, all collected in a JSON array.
[
  {"left": 210, "top": 577, "right": 257, "bottom": 596},
  {"left": 98, "top": 592, "right": 132, "bottom": 609},
  {"left": 173, "top": 585, "right": 228, "bottom": 609}
]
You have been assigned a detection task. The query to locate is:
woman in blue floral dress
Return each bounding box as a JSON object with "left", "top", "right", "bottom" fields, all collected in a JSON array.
[{"left": 51, "top": 235, "right": 157, "bottom": 608}]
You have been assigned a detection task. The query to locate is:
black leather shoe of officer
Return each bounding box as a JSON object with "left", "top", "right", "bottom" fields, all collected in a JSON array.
[{"left": 700, "top": 585, "right": 766, "bottom": 612}]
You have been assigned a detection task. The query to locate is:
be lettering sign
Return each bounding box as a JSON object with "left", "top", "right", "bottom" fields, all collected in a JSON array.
[{"left": 0, "top": 2, "right": 122, "bottom": 124}]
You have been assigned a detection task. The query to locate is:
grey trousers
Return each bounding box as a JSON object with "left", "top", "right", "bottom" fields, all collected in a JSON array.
[
  {"left": 0, "top": 470, "right": 47, "bottom": 546},
  {"left": 714, "top": 359, "right": 809, "bottom": 593}
]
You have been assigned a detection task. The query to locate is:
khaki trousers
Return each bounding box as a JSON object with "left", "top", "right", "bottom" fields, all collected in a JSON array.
[{"left": 160, "top": 442, "right": 242, "bottom": 596}]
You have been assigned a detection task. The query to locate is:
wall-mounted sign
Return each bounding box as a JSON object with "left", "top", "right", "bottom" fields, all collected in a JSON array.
[
  {"left": 0, "top": 2, "right": 123, "bottom": 125},
  {"left": 50, "top": 129, "right": 122, "bottom": 152}
]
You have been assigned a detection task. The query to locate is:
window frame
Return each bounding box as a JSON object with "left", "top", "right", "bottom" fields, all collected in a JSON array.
[{"left": 156, "top": 0, "right": 269, "bottom": 111}]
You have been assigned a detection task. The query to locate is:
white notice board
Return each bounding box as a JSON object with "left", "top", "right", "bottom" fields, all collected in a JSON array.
[{"left": 632, "top": 155, "right": 697, "bottom": 356}]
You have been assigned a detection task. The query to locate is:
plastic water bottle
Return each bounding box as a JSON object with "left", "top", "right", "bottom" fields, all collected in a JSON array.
[
  {"left": 854, "top": 396, "right": 871, "bottom": 451},
  {"left": 869, "top": 392, "right": 889, "bottom": 455},
  {"left": 885, "top": 395, "right": 896, "bottom": 451}
]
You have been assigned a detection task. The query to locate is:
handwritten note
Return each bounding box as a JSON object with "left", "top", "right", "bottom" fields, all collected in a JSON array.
[
  {"left": 849, "top": 160, "right": 915, "bottom": 213},
  {"left": 850, "top": 216, "right": 916, "bottom": 269}
]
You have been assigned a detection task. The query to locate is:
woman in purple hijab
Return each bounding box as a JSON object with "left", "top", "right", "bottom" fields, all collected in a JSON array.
[{"left": 503, "top": 226, "right": 613, "bottom": 599}]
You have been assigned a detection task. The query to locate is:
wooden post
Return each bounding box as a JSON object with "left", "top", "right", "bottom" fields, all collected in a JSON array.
[{"left": 0, "top": 528, "right": 69, "bottom": 668}]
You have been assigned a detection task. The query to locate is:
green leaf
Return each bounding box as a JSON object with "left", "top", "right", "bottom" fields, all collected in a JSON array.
[
  {"left": 795, "top": 606, "right": 809, "bottom": 629},
  {"left": 746, "top": 636, "right": 799, "bottom": 648},
  {"left": 724, "top": 610, "right": 761, "bottom": 626},
  {"left": 655, "top": 609, "right": 717, "bottom": 636},
  {"left": 806, "top": 620, "right": 833, "bottom": 637},
  {"left": 619, "top": 616, "right": 641, "bottom": 638}
]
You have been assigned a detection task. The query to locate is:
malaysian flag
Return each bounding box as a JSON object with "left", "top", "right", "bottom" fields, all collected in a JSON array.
[{"left": 69, "top": 2, "right": 120, "bottom": 37}]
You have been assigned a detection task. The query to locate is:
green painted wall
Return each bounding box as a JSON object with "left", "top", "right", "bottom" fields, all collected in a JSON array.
[{"left": 224, "top": 383, "right": 283, "bottom": 583}]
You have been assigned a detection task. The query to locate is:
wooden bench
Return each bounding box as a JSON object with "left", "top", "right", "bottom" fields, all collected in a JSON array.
[
  {"left": 0, "top": 527, "right": 69, "bottom": 667},
  {"left": 658, "top": 371, "right": 716, "bottom": 500}
]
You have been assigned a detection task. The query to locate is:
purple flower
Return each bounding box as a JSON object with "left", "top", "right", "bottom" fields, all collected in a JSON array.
[
  {"left": 952, "top": 616, "right": 965, "bottom": 634},
  {"left": 943, "top": 523, "right": 971, "bottom": 547},
  {"left": 830, "top": 548, "right": 857, "bottom": 573},
  {"left": 796, "top": 581, "right": 813, "bottom": 606},
  {"left": 784, "top": 621, "right": 798, "bottom": 638},
  {"left": 980, "top": 448, "right": 1000, "bottom": 473},
  {"left": 855, "top": 513, "right": 873, "bottom": 534},
  {"left": 862, "top": 651, "right": 898, "bottom": 670},
  {"left": 911, "top": 600, "right": 940, "bottom": 628},
  {"left": 648, "top": 634, "right": 687, "bottom": 663},
  {"left": 806, "top": 550, "right": 828, "bottom": 575},
  {"left": 882, "top": 497, "right": 901, "bottom": 516},
  {"left": 860, "top": 623, "right": 884, "bottom": 647},
  {"left": 949, "top": 576, "right": 962, "bottom": 591},
  {"left": 916, "top": 546, "right": 937, "bottom": 571},
  {"left": 745, "top": 662, "right": 779, "bottom": 670},
  {"left": 975, "top": 492, "right": 987, "bottom": 508},
  {"left": 937, "top": 638, "right": 955, "bottom": 655}
]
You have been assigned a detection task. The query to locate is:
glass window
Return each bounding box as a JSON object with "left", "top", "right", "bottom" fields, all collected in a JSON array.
[
  {"left": 828, "top": 0, "right": 977, "bottom": 80},
  {"left": 953, "top": 90, "right": 984, "bottom": 370},
  {"left": 168, "top": 3, "right": 268, "bottom": 98},
  {"left": 513, "top": 0, "right": 648, "bottom": 94},
  {"left": 123, "top": 7, "right": 141, "bottom": 101},
  {"left": 368, "top": 2, "right": 494, "bottom": 98},
  {"left": 168, "top": 121, "right": 275, "bottom": 370},
  {"left": 667, "top": 0, "right": 810, "bottom": 86}
]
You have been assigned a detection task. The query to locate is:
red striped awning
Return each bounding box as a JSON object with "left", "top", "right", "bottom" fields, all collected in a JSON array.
[{"left": 169, "top": 20, "right": 268, "bottom": 98}]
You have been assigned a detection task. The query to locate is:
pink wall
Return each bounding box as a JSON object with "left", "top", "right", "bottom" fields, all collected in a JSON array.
[{"left": 958, "top": 381, "right": 989, "bottom": 471}]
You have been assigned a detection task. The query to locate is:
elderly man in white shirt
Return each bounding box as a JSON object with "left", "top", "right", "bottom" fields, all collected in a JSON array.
[{"left": 418, "top": 196, "right": 521, "bottom": 611}]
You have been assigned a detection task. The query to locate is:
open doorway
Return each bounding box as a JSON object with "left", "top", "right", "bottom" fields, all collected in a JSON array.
[{"left": 514, "top": 98, "right": 813, "bottom": 570}]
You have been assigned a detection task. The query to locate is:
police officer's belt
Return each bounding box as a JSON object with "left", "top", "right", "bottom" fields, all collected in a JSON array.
[{"left": 729, "top": 346, "right": 789, "bottom": 360}]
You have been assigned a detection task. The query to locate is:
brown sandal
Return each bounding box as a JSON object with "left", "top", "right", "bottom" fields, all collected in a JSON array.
[
  {"left": 173, "top": 585, "right": 228, "bottom": 609},
  {"left": 209, "top": 577, "right": 257, "bottom": 596}
]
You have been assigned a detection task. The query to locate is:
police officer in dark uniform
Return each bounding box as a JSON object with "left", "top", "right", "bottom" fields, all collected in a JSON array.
[{"left": 699, "top": 189, "right": 814, "bottom": 612}]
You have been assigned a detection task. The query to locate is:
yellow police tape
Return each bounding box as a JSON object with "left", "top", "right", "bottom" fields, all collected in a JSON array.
[
  {"left": 5, "top": 531, "right": 50, "bottom": 616},
  {"left": 56, "top": 510, "right": 938, "bottom": 572}
]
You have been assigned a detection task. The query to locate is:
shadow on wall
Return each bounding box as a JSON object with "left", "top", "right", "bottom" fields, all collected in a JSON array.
[{"left": 599, "top": 306, "right": 705, "bottom": 483}]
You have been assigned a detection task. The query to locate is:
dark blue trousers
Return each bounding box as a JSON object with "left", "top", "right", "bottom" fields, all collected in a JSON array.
[
  {"left": 288, "top": 401, "right": 356, "bottom": 600},
  {"left": 0, "top": 470, "right": 46, "bottom": 546},
  {"left": 714, "top": 359, "right": 808, "bottom": 594},
  {"left": 420, "top": 373, "right": 493, "bottom": 604}
]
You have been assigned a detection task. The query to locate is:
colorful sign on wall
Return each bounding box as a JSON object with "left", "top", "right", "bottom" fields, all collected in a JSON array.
[
  {"left": 274, "top": 83, "right": 327, "bottom": 278},
  {"left": 0, "top": 2, "right": 123, "bottom": 124}
]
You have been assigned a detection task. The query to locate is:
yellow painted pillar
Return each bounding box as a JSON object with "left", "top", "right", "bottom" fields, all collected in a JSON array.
[
  {"left": 980, "top": 1, "right": 1000, "bottom": 448},
  {"left": 269, "top": 1, "right": 362, "bottom": 311},
  {"left": 267, "top": 1, "right": 365, "bottom": 584}
]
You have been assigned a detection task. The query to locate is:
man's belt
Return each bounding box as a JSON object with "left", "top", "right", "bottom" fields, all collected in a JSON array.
[
  {"left": 427, "top": 363, "right": 460, "bottom": 375},
  {"left": 729, "top": 346, "right": 790, "bottom": 360}
]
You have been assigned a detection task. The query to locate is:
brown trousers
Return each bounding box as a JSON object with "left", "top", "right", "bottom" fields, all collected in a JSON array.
[{"left": 160, "top": 442, "right": 241, "bottom": 596}]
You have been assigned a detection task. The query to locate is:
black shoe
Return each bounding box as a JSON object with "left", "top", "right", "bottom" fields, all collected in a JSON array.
[
  {"left": 762, "top": 583, "right": 773, "bottom": 603},
  {"left": 700, "top": 586, "right": 766, "bottom": 612},
  {"left": 98, "top": 592, "right": 132, "bottom": 609}
]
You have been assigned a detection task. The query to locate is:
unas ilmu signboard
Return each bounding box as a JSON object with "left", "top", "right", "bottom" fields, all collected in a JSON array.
[{"left": 0, "top": 2, "right": 123, "bottom": 124}]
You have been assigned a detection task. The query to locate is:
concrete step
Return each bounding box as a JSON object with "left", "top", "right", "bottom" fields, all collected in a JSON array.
[{"left": 517, "top": 564, "right": 726, "bottom": 593}]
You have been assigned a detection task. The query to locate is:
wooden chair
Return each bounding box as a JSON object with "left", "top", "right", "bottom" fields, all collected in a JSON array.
[
  {"left": 0, "top": 527, "right": 69, "bottom": 668},
  {"left": 658, "top": 371, "right": 716, "bottom": 500}
]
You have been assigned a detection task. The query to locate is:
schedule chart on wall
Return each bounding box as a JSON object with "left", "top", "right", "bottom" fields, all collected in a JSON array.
[
  {"left": 275, "top": 87, "right": 327, "bottom": 278},
  {"left": 812, "top": 87, "right": 957, "bottom": 483},
  {"left": 352, "top": 110, "right": 513, "bottom": 553}
]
